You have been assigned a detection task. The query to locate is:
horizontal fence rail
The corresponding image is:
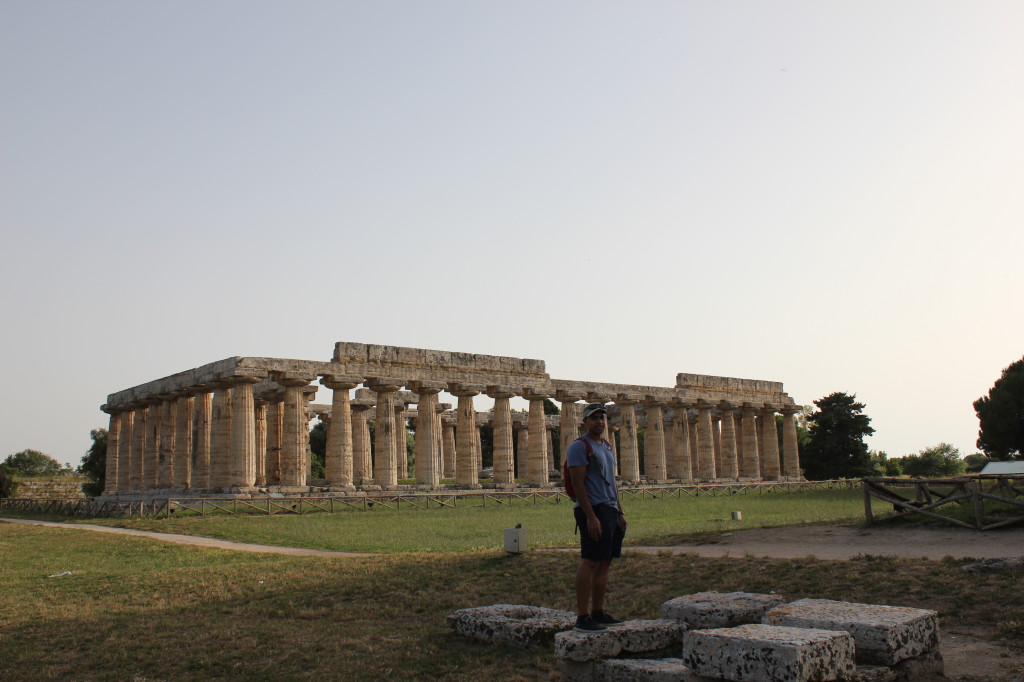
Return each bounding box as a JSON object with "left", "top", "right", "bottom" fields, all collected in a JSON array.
[
  {"left": 1, "top": 479, "right": 857, "bottom": 519},
  {"left": 863, "top": 475, "right": 1024, "bottom": 530}
]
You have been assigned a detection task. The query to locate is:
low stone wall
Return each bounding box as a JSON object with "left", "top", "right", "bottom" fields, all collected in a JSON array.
[{"left": 13, "top": 480, "right": 89, "bottom": 500}]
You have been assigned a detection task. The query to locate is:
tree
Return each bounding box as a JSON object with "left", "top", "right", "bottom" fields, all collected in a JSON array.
[
  {"left": 974, "top": 356, "right": 1024, "bottom": 460},
  {"left": 896, "top": 443, "right": 967, "bottom": 478},
  {"left": 79, "top": 429, "right": 108, "bottom": 496},
  {"left": 869, "top": 450, "right": 902, "bottom": 477},
  {"left": 309, "top": 422, "right": 327, "bottom": 479},
  {"left": 800, "top": 392, "right": 875, "bottom": 480},
  {"left": 964, "top": 453, "right": 990, "bottom": 473},
  {"left": 0, "top": 466, "right": 13, "bottom": 498},
  {"left": 2, "top": 449, "right": 65, "bottom": 477}
]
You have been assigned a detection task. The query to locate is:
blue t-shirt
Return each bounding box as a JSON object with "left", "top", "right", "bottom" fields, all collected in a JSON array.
[{"left": 566, "top": 434, "right": 618, "bottom": 508}]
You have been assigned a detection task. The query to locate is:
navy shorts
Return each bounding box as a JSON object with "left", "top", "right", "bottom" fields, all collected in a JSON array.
[{"left": 575, "top": 503, "right": 625, "bottom": 562}]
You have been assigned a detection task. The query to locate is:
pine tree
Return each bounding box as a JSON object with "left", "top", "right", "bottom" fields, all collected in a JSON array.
[{"left": 801, "top": 392, "right": 875, "bottom": 480}]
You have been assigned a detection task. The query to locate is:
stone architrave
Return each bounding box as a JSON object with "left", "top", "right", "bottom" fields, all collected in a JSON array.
[
  {"left": 209, "top": 385, "right": 232, "bottom": 488},
  {"left": 450, "top": 384, "right": 482, "bottom": 486},
  {"left": 131, "top": 405, "right": 147, "bottom": 490},
  {"left": 523, "top": 389, "right": 551, "bottom": 485},
  {"left": 695, "top": 400, "right": 716, "bottom": 480},
  {"left": 669, "top": 402, "right": 692, "bottom": 480},
  {"left": 146, "top": 400, "right": 163, "bottom": 489},
  {"left": 350, "top": 403, "right": 373, "bottom": 485},
  {"left": 718, "top": 402, "right": 739, "bottom": 479},
  {"left": 781, "top": 406, "right": 802, "bottom": 478},
  {"left": 487, "top": 386, "right": 516, "bottom": 485},
  {"left": 515, "top": 424, "right": 528, "bottom": 479},
  {"left": 264, "top": 399, "right": 283, "bottom": 485},
  {"left": 411, "top": 381, "right": 445, "bottom": 487},
  {"left": 369, "top": 379, "right": 403, "bottom": 487},
  {"left": 101, "top": 407, "right": 120, "bottom": 495},
  {"left": 117, "top": 409, "right": 133, "bottom": 492},
  {"left": 643, "top": 399, "right": 667, "bottom": 482},
  {"left": 321, "top": 375, "right": 361, "bottom": 488},
  {"left": 276, "top": 376, "right": 313, "bottom": 487},
  {"left": 226, "top": 377, "right": 260, "bottom": 488},
  {"left": 173, "top": 393, "right": 194, "bottom": 488},
  {"left": 157, "top": 397, "right": 176, "bottom": 489},
  {"left": 441, "top": 416, "right": 456, "bottom": 479},
  {"left": 615, "top": 395, "right": 640, "bottom": 483},
  {"left": 761, "top": 404, "right": 781, "bottom": 480},
  {"left": 739, "top": 403, "right": 761, "bottom": 479},
  {"left": 254, "top": 400, "right": 267, "bottom": 486},
  {"left": 191, "top": 391, "right": 212, "bottom": 488}
]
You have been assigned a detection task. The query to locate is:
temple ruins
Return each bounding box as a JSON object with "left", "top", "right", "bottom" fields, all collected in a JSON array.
[{"left": 99, "top": 342, "right": 803, "bottom": 497}]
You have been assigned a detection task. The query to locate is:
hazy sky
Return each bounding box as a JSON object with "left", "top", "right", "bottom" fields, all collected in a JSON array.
[{"left": 2, "top": 2, "right": 1022, "bottom": 467}]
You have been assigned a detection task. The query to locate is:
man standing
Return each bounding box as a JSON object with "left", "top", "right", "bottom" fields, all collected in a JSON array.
[{"left": 567, "top": 403, "right": 627, "bottom": 632}]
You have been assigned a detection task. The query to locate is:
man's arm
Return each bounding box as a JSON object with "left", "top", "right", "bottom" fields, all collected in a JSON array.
[{"left": 569, "top": 465, "right": 602, "bottom": 541}]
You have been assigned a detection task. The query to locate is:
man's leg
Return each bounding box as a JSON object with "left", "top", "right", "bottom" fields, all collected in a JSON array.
[
  {"left": 575, "top": 559, "right": 597, "bottom": 615},
  {"left": 590, "top": 560, "right": 611, "bottom": 612}
]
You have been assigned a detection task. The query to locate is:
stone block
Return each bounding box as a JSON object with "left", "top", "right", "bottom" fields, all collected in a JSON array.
[
  {"left": 683, "top": 624, "right": 856, "bottom": 682},
  {"left": 763, "top": 598, "right": 939, "bottom": 666},
  {"left": 445, "top": 604, "right": 574, "bottom": 648},
  {"left": 555, "top": 619, "right": 686, "bottom": 663},
  {"left": 595, "top": 657, "right": 707, "bottom": 681},
  {"left": 661, "top": 591, "right": 786, "bottom": 629},
  {"left": 850, "top": 666, "right": 897, "bottom": 681}
]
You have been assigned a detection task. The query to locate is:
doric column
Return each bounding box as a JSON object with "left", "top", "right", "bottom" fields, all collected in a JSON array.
[
  {"left": 515, "top": 421, "right": 528, "bottom": 479},
  {"left": 369, "top": 379, "right": 403, "bottom": 487},
  {"left": 350, "top": 403, "right": 373, "bottom": 485},
  {"left": 760, "top": 404, "right": 781, "bottom": 480},
  {"left": 209, "top": 384, "right": 232, "bottom": 488},
  {"left": 687, "top": 412, "right": 699, "bottom": 475},
  {"left": 739, "top": 403, "right": 761, "bottom": 479},
  {"left": 616, "top": 394, "right": 640, "bottom": 483},
  {"left": 394, "top": 402, "right": 408, "bottom": 480},
  {"left": 487, "top": 386, "right": 516, "bottom": 486},
  {"left": 557, "top": 392, "right": 583, "bottom": 465},
  {"left": 434, "top": 402, "right": 447, "bottom": 478},
  {"left": 226, "top": 376, "right": 260, "bottom": 488},
  {"left": 781, "top": 405, "right": 802, "bottom": 478},
  {"left": 146, "top": 399, "right": 163, "bottom": 489},
  {"left": 642, "top": 398, "right": 667, "bottom": 482},
  {"left": 275, "top": 375, "right": 313, "bottom": 487},
  {"left": 321, "top": 375, "right": 361, "bottom": 488},
  {"left": 410, "top": 381, "right": 444, "bottom": 487},
  {"left": 117, "top": 409, "right": 133, "bottom": 492},
  {"left": 131, "top": 404, "right": 147, "bottom": 490},
  {"left": 718, "top": 402, "right": 739, "bottom": 479},
  {"left": 191, "top": 390, "right": 212, "bottom": 488},
  {"left": 523, "top": 388, "right": 551, "bottom": 485},
  {"left": 441, "top": 413, "right": 457, "bottom": 479},
  {"left": 302, "top": 392, "right": 315, "bottom": 483},
  {"left": 712, "top": 412, "right": 723, "bottom": 479},
  {"left": 474, "top": 416, "right": 485, "bottom": 475},
  {"left": 668, "top": 401, "right": 692, "bottom": 480},
  {"left": 695, "top": 400, "right": 717, "bottom": 479},
  {"left": 157, "top": 397, "right": 176, "bottom": 489},
  {"left": 101, "top": 406, "right": 120, "bottom": 495},
  {"left": 171, "top": 392, "right": 193, "bottom": 488},
  {"left": 254, "top": 399, "right": 267, "bottom": 486},
  {"left": 449, "top": 384, "right": 483, "bottom": 486}
]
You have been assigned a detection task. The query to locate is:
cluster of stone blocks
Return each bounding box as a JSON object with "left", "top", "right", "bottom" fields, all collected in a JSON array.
[{"left": 447, "top": 592, "right": 943, "bottom": 681}]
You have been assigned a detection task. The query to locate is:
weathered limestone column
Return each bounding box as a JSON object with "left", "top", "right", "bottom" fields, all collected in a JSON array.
[
  {"left": 695, "top": 400, "right": 717, "bottom": 480},
  {"left": 321, "top": 375, "right": 361, "bottom": 488},
  {"left": 441, "top": 414, "right": 456, "bottom": 479},
  {"left": 487, "top": 386, "right": 516, "bottom": 486},
  {"left": 101, "top": 407, "right": 120, "bottom": 495},
  {"left": 450, "top": 384, "right": 483, "bottom": 486},
  {"left": 191, "top": 390, "right": 212, "bottom": 488},
  {"left": 712, "top": 412, "right": 723, "bottom": 478},
  {"left": 615, "top": 394, "right": 640, "bottom": 482},
  {"left": 474, "top": 416, "right": 485, "bottom": 475},
  {"left": 253, "top": 399, "right": 267, "bottom": 486},
  {"left": 557, "top": 392, "right": 583, "bottom": 460},
  {"left": 209, "top": 384, "right": 232, "bottom": 488},
  {"left": 642, "top": 398, "right": 667, "bottom": 482},
  {"left": 410, "top": 381, "right": 444, "bottom": 487},
  {"left": 117, "top": 409, "right": 133, "bottom": 492},
  {"left": 781, "top": 405, "right": 802, "bottom": 478},
  {"left": 276, "top": 376, "right": 313, "bottom": 487},
  {"left": 523, "top": 388, "right": 551, "bottom": 485},
  {"left": 739, "top": 403, "right": 761, "bottom": 479},
  {"left": 434, "top": 402, "right": 447, "bottom": 478},
  {"left": 515, "top": 423, "right": 528, "bottom": 479},
  {"left": 718, "top": 402, "right": 739, "bottom": 479},
  {"left": 734, "top": 409, "right": 745, "bottom": 475},
  {"left": 146, "top": 399, "right": 163, "bottom": 489},
  {"left": 225, "top": 377, "right": 260, "bottom": 488},
  {"left": 302, "top": 393, "right": 315, "bottom": 483},
  {"left": 688, "top": 412, "right": 699, "bottom": 475},
  {"left": 394, "top": 402, "right": 408, "bottom": 479},
  {"left": 369, "top": 379, "right": 403, "bottom": 487},
  {"left": 668, "top": 401, "right": 692, "bottom": 480},
  {"left": 131, "top": 405, "right": 147, "bottom": 490},
  {"left": 157, "top": 397, "right": 176, "bottom": 489},
  {"left": 760, "top": 404, "right": 781, "bottom": 480},
  {"left": 350, "top": 403, "right": 373, "bottom": 485},
  {"left": 173, "top": 392, "right": 194, "bottom": 488}
]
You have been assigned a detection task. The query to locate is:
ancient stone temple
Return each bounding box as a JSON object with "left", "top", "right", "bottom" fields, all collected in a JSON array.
[{"left": 99, "top": 342, "right": 802, "bottom": 497}]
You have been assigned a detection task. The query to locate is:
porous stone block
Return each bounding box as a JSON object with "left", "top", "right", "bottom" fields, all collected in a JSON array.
[
  {"left": 555, "top": 619, "right": 687, "bottom": 663},
  {"left": 595, "top": 657, "right": 706, "bottom": 681},
  {"left": 763, "top": 598, "right": 939, "bottom": 666},
  {"left": 661, "top": 591, "right": 786, "bottom": 629},
  {"left": 445, "top": 604, "right": 575, "bottom": 648},
  {"left": 683, "top": 624, "right": 856, "bottom": 682}
]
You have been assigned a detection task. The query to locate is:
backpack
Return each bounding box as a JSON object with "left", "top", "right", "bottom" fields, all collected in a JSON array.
[{"left": 562, "top": 436, "right": 607, "bottom": 501}]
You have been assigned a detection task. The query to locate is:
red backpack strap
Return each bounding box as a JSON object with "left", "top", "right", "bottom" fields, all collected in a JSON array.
[{"left": 575, "top": 437, "right": 596, "bottom": 461}]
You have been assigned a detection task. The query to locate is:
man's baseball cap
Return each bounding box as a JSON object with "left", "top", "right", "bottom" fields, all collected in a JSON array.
[{"left": 582, "top": 403, "right": 607, "bottom": 419}]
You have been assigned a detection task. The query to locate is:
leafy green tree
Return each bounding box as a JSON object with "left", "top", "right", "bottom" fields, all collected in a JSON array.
[
  {"left": 974, "top": 356, "right": 1024, "bottom": 460},
  {"left": 0, "top": 466, "right": 13, "bottom": 498},
  {"left": 2, "top": 449, "right": 65, "bottom": 477},
  {"left": 800, "top": 392, "right": 875, "bottom": 480},
  {"left": 79, "top": 429, "right": 108, "bottom": 496},
  {"left": 309, "top": 422, "right": 326, "bottom": 479},
  {"left": 543, "top": 398, "right": 559, "bottom": 415},
  {"left": 897, "top": 443, "right": 967, "bottom": 478},
  {"left": 869, "top": 450, "right": 902, "bottom": 476},
  {"left": 964, "top": 453, "right": 990, "bottom": 473}
]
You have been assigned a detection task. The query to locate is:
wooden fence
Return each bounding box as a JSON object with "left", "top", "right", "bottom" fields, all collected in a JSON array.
[{"left": 862, "top": 475, "right": 1024, "bottom": 530}]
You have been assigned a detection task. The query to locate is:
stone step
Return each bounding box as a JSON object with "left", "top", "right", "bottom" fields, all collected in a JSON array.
[
  {"left": 445, "top": 604, "right": 575, "bottom": 648},
  {"left": 555, "top": 619, "right": 686, "bottom": 663},
  {"left": 661, "top": 591, "right": 786, "bottom": 629}
]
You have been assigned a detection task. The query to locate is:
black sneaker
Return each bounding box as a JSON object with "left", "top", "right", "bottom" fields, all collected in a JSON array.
[
  {"left": 591, "top": 609, "right": 625, "bottom": 627},
  {"left": 574, "top": 614, "right": 607, "bottom": 632}
]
